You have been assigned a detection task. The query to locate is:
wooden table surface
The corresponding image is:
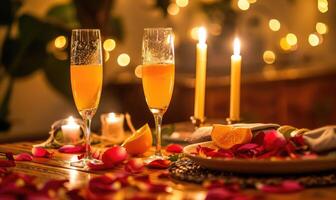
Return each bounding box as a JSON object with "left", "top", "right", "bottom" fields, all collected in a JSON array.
[{"left": 0, "top": 141, "right": 335, "bottom": 200}]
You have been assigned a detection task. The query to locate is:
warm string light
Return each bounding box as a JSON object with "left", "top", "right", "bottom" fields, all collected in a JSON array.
[
  {"left": 263, "top": 50, "right": 276, "bottom": 64},
  {"left": 167, "top": 3, "right": 180, "bottom": 15},
  {"left": 54, "top": 35, "right": 67, "bottom": 49},
  {"left": 238, "top": 0, "right": 250, "bottom": 10},
  {"left": 269, "top": 19, "right": 281, "bottom": 32},
  {"left": 103, "top": 39, "right": 116, "bottom": 51},
  {"left": 316, "top": 22, "right": 328, "bottom": 34},
  {"left": 318, "top": 0, "right": 328, "bottom": 13},
  {"left": 176, "top": 0, "right": 189, "bottom": 7},
  {"left": 117, "top": 53, "right": 130, "bottom": 67}
]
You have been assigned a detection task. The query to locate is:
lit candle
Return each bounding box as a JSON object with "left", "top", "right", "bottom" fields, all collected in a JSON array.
[
  {"left": 61, "top": 116, "right": 81, "bottom": 144},
  {"left": 194, "top": 27, "right": 207, "bottom": 121},
  {"left": 230, "top": 38, "right": 242, "bottom": 121},
  {"left": 101, "top": 113, "right": 125, "bottom": 143}
]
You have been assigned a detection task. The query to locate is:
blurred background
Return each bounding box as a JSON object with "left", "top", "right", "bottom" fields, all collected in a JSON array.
[{"left": 0, "top": 0, "right": 335, "bottom": 142}]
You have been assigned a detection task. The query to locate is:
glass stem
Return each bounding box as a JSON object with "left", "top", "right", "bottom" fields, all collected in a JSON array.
[
  {"left": 83, "top": 115, "right": 92, "bottom": 160},
  {"left": 154, "top": 114, "right": 163, "bottom": 156}
]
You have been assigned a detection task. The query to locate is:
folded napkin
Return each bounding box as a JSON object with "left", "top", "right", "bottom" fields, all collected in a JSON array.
[
  {"left": 303, "top": 126, "right": 336, "bottom": 153},
  {"left": 188, "top": 123, "right": 280, "bottom": 143}
]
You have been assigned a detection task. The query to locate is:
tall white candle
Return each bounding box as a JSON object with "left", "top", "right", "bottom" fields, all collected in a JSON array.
[
  {"left": 230, "top": 38, "right": 242, "bottom": 121},
  {"left": 194, "top": 27, "right": 207, "bottom": 121}
]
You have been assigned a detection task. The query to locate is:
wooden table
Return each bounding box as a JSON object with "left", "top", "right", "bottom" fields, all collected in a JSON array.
[{"left": 0, "top": 141, "right": 336, "bottom": 200}]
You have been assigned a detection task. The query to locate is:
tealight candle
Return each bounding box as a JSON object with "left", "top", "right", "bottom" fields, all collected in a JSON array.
[
  {"left": 61, "top": 116, "right": 81, "bottom": 144},
  {"left": 230, "top": 38, "right": 242, "bottom": 121},
  {"left": 101, "top": 113, "right": 125, "bottom": 143}
]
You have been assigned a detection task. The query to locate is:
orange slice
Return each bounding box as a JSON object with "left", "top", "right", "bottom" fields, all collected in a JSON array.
[
  {"left": 123, "top": 124, "right": 152, "bottom": 155},
  {"left": 211, "top": 124, "right": 253, "bottom": 149}
]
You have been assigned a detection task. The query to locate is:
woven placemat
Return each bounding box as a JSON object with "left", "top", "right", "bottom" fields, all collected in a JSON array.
[{"left": 169, "top": 158, "right": 336, "bottom": 188}]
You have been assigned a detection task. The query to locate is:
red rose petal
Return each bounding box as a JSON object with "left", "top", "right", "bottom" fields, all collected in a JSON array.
[
  {"left": 66, "top": 189, "right": 84, "bottom": 200},
  {"left": 205, "top": 188, "right": 235, "bottom": 200},
  {"left": 0, "top": 153, "right": 15, "bottom": 167},
  {"left": 125, "top": 158, "right": 144, "bottom": 174},
  {"left": 146, "top": 159, "right": 171, "bottom": 169},
  {"left": 133, "top": 174, "right": 150, "bottom": 182},
  {"left": 263, "top": 130, "right": 286, "bottom": 151},
  {"left": 88, "top": 175, "right": 117, "bottom": 194},
  {"left": 166, "top": 144, "right": 183, "bottom": 153},
  {"left": 41, "top": 179, "right": 68, "bottom": 193},
  {"left": 31, "top": 147, "right": 52, "bottom": 158},
  {"left": 102, "top": 146, "right": 128, "bottom": 166},
  {"left": 14, "top": 153, "right": 33, "bottom": 161},
  {"left": 157, "top": 171, "right": 170, "bottom": 179},
  {"left": 257, "top": 180, "right": 304, "bottom": 193},
  {"left": 87, "top": 162, "right": 113, "bottom": 171},
  {"left": 147, "top": 183, "right": 171, "bottom": 193},
  {"left": 59, "top": 145, "right": 85, "bottom": 154}
]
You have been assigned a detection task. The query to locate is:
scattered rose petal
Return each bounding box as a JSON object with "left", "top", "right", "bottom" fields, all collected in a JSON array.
[
  {"left": 87, "top": 162, "right": 113, "bottom": 171},
  {"left": 157, "top": 171, "right": 170, "bottom": 179},
  {"left": 41, "top": 179, "right": 68, "bottom": 193},
  {"left": 31, "top": 147, "right": 52, "bottom": 158},
  {"left": 166, "top": 144, "right": 183, "bottom": 153},
  {"left": 15, "top": 153, "right": 33, "bottom": 161},
  {"left": 102, "top": 146, "right": 128, "bottom": 166},
  {"left": 125, "top": 158, "right": 144, "bottom": 174},
  {"left": 146, "top": 159, "right": 171, "bottom": 169},
  {"left": 88, "top": 175, "right": 117, "bottom": 194},
  {"left": 66, "top": 189, "right": 84, "bottom": 200},
  {"left": 59, "top": 145, "right": 85, "bottom": 154},
  {"left": 257, "top": 180, "right": 304, "bottom": 193},
  {"left": 0, "top": 153, "right": 15, "bottom": 167},
  {"left": 147, "top": 183, "right": 171, "bottom": 193},
  {"left": 205, "top": 188, "right": 235, "bottom": 200},
  {"left": 0, "top": 167, "right": 8, "bottom": 174},
  {"left": 263, "top": 130, "right": 286, "bottom": 151},
  {"left": 133, "top": 174, "right": 150, "bottom": 182}
]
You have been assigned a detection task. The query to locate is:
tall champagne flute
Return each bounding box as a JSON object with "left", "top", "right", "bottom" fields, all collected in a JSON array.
[
  {"left": 70, "top": 29, "right": 103, "bottom": 167},
  {"left": 142, "top": 28, "right": 175, "bottom": 160}
]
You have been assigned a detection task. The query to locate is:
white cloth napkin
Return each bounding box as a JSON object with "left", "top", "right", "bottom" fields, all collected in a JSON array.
[
  {"left": 303, "top": 126, "right": 336, "bottom": 153},
  {"left": 187, "top": 123, "right": 280, "bottom": 143}
]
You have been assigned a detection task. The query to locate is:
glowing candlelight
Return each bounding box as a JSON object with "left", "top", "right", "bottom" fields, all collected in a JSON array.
[
  {"left": 230, "top": 37, "right": 242, "bottom": 121},
  {"left": 61, "top": 116, "right": 81, "bottom": 144},
  {"left": 101, "top": 112, "right": 125, "bottom": 143},
  {"left": 194, "top": 27, "right": 207, "bottom": 122}
]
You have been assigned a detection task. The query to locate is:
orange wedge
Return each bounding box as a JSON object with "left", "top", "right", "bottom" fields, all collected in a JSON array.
[
  {"left": 211, "top": 124, "right": 252, "bottom": 149},
  {"left": 123, "top": 124, "right": 152, "bottom": 155}
]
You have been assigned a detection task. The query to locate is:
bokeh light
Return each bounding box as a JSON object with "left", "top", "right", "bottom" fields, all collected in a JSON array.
[
  {"left": 117, "top": 53, "right": 130, "bottom": 67},
  {"left": 263, "top": 50, "right": 276, "bottom": 64},
  {"left": 167, "top": 3, "right": 180, "bottom": 16},
  {"left": 318, "top": 0, "right": 328, "bottom": 13},
  {"left": 286, "top": 33, "right": 297, "bottom": 46},
  {"left": 103, "top": 39, "right": 116, "bottom": 51},
  {"left": 269, "top": 19, "right": 281, "bottom": 32},
  {"left": 279, "top": 37, "right": 291, "bottom": 51},
  {"left": 248, "top": 0, "right": 257, "bottom": 3},
  {"left": 54, "top": 36, "right": 67, "bottom": 49},
  {"left": 316, "top": 22, "right": 328, "bottom": 34},
  {"left": 238, "top": 0, "right": 250, "bottom": 11},
  {"left": 176, "top": 0, "right": 189, "bottom": 7},
  {"left": 308, "top": 33, "right": 320, "bottom": 47}
]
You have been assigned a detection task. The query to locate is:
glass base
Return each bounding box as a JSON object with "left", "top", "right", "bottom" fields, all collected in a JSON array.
[
  {"left": 144, "top": 154, "right": 167, "bottom": 164},
  {"left": 70, "top": 158, "right": 102, "bottom": 168}
]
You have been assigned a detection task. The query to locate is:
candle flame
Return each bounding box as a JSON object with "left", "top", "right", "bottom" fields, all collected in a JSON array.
[
  {"left": 108, "top": 112, "right": 116, "bottom": 119},
  {"left": 233, "top": 37, "right": 240, "bottom": 56},
  {"left": 198, "top": 27, "right": 207, "bottom": 44},
  {"left": 67, "top": 116, "right": 75, "bottom": 123}
]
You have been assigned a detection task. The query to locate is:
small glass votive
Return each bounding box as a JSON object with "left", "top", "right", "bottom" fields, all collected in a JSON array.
[{"left": 100, "top": 113, "right": 125, "bottom": 143}]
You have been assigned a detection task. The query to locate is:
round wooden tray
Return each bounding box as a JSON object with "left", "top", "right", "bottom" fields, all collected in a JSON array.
[{"left": 184, "top": 141, "right": 336, "bottom": 174}]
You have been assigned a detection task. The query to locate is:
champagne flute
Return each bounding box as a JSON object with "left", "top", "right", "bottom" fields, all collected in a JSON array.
[
  {"left": 70, "top": 29, "right": 103, "bottom": 167},
  {"left": 142, "top": 28, "right": 175, "bottom": 161}
]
